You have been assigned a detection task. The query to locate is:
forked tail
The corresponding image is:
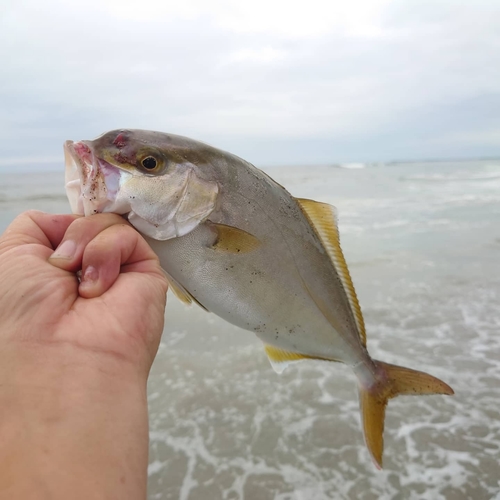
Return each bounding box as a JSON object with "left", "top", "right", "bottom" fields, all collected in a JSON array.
[{"left": 358, "top": 360, "right": 454, "bottom": 468}]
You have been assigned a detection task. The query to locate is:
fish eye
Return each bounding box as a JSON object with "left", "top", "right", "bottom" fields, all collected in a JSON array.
[{"left": 141, "top": 156, "right": 157, "bottom": 170}]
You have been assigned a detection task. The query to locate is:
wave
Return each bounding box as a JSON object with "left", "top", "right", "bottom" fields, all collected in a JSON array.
[
  {"left": 402, "top": 172, "right": 500, "bottom": 182},
  {"left": 337, "top": 162, "right": 366, "bottom": 169}
]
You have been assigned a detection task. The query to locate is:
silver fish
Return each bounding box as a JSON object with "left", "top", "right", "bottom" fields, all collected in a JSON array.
[{"left": 64, "top": 129, "right": 454, "bottom": 467}]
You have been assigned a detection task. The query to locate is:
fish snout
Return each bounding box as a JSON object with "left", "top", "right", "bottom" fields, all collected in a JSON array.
[
  {"left": 73, "top": 141, "right": 92, "bottom": 162},
  {"left": 64, "top": 139, "right": 115, "bottom": 216}
]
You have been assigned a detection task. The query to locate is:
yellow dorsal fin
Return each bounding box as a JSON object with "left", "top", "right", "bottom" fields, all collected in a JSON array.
[
  {"left": 164, "top": 271, "right": 208, "bottom": 311},
  {"left": 264, "top": 344, "right": 311, "bottom": 374},
  {"left": 210, "top": 223, "right": 261, "bottom": 254},
  {"left": 295, "top": 198, "right": 367, "bottom": 347}
]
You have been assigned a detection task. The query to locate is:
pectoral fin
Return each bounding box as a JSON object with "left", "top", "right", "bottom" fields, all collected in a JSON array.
[{"left": 210, "top": 223, "right": 261, "bottom": 254}]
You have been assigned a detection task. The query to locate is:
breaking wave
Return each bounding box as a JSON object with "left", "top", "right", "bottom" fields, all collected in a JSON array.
[{"left": 402, "top": 172, "right": 500, "bottom": 182}]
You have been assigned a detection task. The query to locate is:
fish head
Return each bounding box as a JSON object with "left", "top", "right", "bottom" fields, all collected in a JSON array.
[{"left": 64, "top": 129, "right": 219, "bottom": 240}]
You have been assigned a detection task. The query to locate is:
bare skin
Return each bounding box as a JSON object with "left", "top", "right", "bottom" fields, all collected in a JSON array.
[{"left": 0, "top": 211, "right": 168, "bottom": 500}]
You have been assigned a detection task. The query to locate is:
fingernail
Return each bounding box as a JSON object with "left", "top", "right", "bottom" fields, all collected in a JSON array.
[
  {"left": 81, "top": 265, "right": 98, "bottom": 284},
  {"left": 50, "top": 240, "right": 76, "bottom": 260}
]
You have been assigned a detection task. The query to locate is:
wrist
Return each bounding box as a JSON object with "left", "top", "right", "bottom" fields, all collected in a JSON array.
[{"left": 0, "top": 340, "right": 150, "bottom": 499}]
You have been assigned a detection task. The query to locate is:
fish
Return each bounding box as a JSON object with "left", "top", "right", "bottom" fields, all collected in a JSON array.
[{"left": 64, "top": 129, "right": 454, "bottom": 468}]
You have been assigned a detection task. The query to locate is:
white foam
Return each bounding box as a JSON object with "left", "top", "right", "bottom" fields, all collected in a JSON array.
[{"left": 338, "top": 163, "right": 366, "bottom": 169}]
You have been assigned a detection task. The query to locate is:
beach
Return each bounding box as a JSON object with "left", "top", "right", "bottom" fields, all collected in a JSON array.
[{"left": 1, "top": 160, "right": 499, "bottom": 499}]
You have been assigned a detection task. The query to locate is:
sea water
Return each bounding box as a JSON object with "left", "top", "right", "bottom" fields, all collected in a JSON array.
[{"left": 1, "top": 160, "right": 499, "bottom": 499}]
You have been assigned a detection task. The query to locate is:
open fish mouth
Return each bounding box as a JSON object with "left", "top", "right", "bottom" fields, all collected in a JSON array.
[{"left": 64, "top": 140, "right": 124, "bottom": 216}]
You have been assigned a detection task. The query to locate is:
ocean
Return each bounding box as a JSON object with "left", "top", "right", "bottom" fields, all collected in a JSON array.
[{"left": 1, "top": 160, "right": 499, "bottom": 499}]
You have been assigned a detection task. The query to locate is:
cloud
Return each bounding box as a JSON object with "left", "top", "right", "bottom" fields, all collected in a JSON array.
[{"left": 0, "top": 0, "right": 499, "bottom": 170}]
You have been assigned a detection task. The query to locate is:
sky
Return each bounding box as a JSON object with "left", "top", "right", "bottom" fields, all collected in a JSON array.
[{"left": 1, "top": 0, "right": 499, "bottom": 171}]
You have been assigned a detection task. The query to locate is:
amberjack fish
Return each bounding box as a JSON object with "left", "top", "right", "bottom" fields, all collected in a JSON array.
[{"left": 64, "top": 129, "right": 454, "bottom": 467}]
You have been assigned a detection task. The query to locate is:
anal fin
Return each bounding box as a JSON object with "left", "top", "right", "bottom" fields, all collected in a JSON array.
[{"left": 264, "top": 345, "right": 311, "bottom": 374}]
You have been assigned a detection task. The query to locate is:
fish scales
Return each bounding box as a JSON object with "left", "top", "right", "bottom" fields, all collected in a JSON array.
[{"left": 147, "top": 161, "right": 360, "bottom": 360}]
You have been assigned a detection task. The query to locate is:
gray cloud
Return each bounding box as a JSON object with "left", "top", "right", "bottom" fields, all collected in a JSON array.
[{"left": 1, "top": 0, "right": 499, "bottom": 171}]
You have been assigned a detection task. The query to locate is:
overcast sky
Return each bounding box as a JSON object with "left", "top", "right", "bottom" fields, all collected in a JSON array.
[{"left": 1, "top": 0, "right": 499, "bottom": 171}]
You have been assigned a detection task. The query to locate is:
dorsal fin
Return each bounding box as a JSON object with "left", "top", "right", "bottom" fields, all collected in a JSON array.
[
  {"left": 163, "top": 271, "right": 208, "bottom": 311},
  {"left": 295, "top": 198, "right": 366, "bottom": 347}
]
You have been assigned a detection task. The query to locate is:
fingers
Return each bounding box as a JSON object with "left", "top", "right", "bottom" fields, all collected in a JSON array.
[
  {"left": 48, "top": 213, "right": 166, "bottom": 299},
  {"left": 0, "top": 211, "right": 79, "bottom": 252},
  {"left": 78, "top": 224, "right": 164, "bottom": 299},
  {"left": 49, "top": 213, "right": 129, "bottom": 272}
]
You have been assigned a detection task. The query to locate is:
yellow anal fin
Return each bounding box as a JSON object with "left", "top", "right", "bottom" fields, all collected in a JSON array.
[
  {"left": 295, "top": 197, "right": 366, "bottom": 347},
  {"left": 359, "top": 360, "right": 454, "bottom": 469},
  {"left": 210, "top": 222, "right": 261, "bottom": 254},
  {"left": 164, "top": 271, "right": 208, "bottom": 311},
  {"left": 264, "top": 344, "right": 340, "bottom": 374},
  {"left": 264, "top": 345, "right": 311, "bottom": 374}
]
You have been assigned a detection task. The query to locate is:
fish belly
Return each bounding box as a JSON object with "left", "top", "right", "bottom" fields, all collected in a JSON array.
[{"left": 147, "top": 223, "right": 362, "bottom": 365}]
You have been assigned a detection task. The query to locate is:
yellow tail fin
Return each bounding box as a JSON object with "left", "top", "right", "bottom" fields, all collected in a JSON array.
[{"left": 359, "top": 360, "right": 454, "bottom": 468}]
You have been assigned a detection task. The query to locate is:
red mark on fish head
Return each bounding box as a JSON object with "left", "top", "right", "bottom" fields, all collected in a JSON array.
[{"left": 113, "top": 133, "right": 127, "bottom": 149}]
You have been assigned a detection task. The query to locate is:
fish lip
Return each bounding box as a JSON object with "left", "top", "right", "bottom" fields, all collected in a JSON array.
[
  {"left": 64, "top": 140, "right": 127, "bottom": 216},
  {"left": 64, "top": 140, "right": 86, "bottom": 215}
]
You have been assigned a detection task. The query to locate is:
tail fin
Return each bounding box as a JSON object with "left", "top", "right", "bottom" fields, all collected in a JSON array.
[{"left": 358, "top": 360, "right": 454, "bottom": 469}]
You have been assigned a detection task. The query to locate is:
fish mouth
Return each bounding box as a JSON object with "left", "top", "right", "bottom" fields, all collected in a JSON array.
[{"left": 64, "top": 140, "right": 126, "bottom": 216}]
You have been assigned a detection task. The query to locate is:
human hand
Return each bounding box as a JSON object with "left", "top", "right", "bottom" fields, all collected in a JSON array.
[
  {"left": 0, "top": 211, "right": 168, "bottom": 500},
  {"left": 0, "top": 210, "right": 168, "bottom": 373}
]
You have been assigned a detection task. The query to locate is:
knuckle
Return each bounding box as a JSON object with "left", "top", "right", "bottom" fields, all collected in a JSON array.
[
  {"left": 18, "top": 209, "right": 45, "bottom": 222},
  {"left": 68, "top": 213, "right": 115, "bottom": 232},
  {"left": 66, "top": 215, "right": 94, "bottom": 233},
  {"left": 110, "top": 222, "right": 135, "bottom": 238},
  {"left": 24, "top": 209, "right": 45, "bottom": 218}
]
